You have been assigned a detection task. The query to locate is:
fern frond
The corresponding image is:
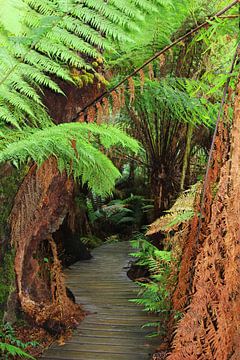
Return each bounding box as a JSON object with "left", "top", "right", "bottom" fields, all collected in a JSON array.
[
  {"left": 0, "top": 123, "right": 139, "bottom": 195},
  {"left": 80, "top": 0, "right": 138, "bottom": 30},
  {"left": 22, "top": 49, "right": 73, "bottom": 82},
  {"left": 60, "top": 18, "right": 113, "bottom": 50},
  {"left": 0, "top": 341, "right": 35, "bottom": 359},
  {"left": 46, "top": 27, "right": 102, "bottom": 59},
  {"left": 19, "top": 63, "right": 64, "bottom": 94},
  {"left": 70, "top": 7, "right": 131, "bottom": 42}
]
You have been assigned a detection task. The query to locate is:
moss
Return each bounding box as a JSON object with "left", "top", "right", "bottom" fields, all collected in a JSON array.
[
  {"left": 211, "top": 182, "right": 219, "bottom": 200},
  {"left": 0, "top": 250, "right": 15, "bottom": 321},
  {"left": 0, "top": 164, "right": 28, "bottom": 321},
  {"left": 0, "top": 165, "right": 28, "bottom": 240}
]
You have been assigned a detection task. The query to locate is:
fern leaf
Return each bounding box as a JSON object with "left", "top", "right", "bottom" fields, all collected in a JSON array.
[
  {"left": 0, "top": 123, "right": 139, "bottom": 195},
  {"left": 0, "top": 341, "right": 36, "bottom": 359}
]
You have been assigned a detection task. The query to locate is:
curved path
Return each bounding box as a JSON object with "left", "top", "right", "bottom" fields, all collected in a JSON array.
[{"left": 42, "top": 241, "right": 160, "bottom": 360}]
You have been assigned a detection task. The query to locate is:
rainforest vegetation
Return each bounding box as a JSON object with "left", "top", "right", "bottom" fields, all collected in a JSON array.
[{"left": 0, "top": 0, "right": 239, "bottom": 359}]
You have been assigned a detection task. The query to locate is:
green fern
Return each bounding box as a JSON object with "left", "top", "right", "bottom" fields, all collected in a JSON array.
[
  {"left": 0, "top": 123, "right": 139, "bottom": 196},
  {"left": 0, "top": 323, "right": 37, "bottom": 359},
  {"left": 130, "top": 236, "right": 172, "bottom": 335},
  {"left": 0, "top": 342, "right": 35, "bottom": 359},
  {"left": 0, "top": 0, "right": 171, "bottom": 129}
]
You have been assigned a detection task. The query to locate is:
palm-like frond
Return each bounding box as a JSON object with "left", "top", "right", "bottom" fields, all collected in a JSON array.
[{"left": 0, "top": 123, "right": 139, "bottom": 195}]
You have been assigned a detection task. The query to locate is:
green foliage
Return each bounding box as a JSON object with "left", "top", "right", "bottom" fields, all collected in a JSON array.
[
  {"left": 0, "top": 0, "right": 171, "bottom": 129},
  {"left": 107, "top": 0, "right": 188, "bottom": 70},
  {"left": 0, "top": 252, "right": 15, "bottom": 321},
  {"left": 130, "top": 236, "right": 172, "bottom": 333},
  {"left": 80, "top": 236, "right": 103, "bottom": 249},
  {"left": 163, "top": 210, "right": 194, "bottom": 229},
  {"left": 147, "top": 183, "right": 198, "bottom": 235},
  {"left": 133, "top": 77, "right": 217, "bottom": 127},
  {"left": 102, "top": 202, "right": 135, "bottom": 225},
  {"left": 115, "top": 76, "right": 217, "bottom": 195},
  {"left": 88, "top": 199, "right": 134, "bottom": 227},
  {"left": 107, "top": 0, "right": 234, "bottom": 72},
  {"left": 0, "top": 0, "right": 26, "bottom": 34},
  {"left": 190, "top": 10, "right": 240, "bottom": 100},
  {"left": 131, "top": 237, "right": 171, "bottom": 268},
  {"left": 0, "top": 123, "right": 139, "bottom": 195},
  {"left": 88, "top": 195, "right": 152, "bottom": 229},
  {"left": 0, "top": 323, "right": 37, "bottom": 359},
  {"left": 0, "top": 343, "right": 35, "bottom": 359}
]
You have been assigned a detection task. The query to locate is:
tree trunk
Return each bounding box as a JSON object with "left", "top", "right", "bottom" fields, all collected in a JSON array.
[
  {"left": 180, "top": 123, "right": 194, "bottom": 191},
  {"left": 150, "top": 164, "right": 169, "bottom": 217},
  {"left": 6, "top": 79, "right": 104, "bottom": 327}
]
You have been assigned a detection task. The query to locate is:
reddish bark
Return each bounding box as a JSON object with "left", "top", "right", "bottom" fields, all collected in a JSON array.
[
  {"left": 8, "top": 78, "right": 104, "bottom": 328},
  {"left": 10, "top": 159, "right": 79, "bottom": 328},
  {"left": 44, "top": 79, "right": 104, "bottom": 123}
]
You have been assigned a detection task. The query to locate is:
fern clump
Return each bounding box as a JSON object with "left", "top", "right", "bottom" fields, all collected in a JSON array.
[{"left": 130, "top": 236, "right": 172, "bottom": 335}]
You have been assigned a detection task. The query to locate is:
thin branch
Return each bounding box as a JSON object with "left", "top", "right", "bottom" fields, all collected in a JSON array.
[{"left": 218, "top": 14, "right": 239, "bottom": 18}]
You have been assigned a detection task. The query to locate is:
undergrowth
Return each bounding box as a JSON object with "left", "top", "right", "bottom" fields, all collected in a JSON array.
[
  {"left": 0, "top": 252, "right": 15, "bottom": 321},
  {"left": 130, "top": 235, "right": 173, "bottom": 337},
  {"left": 0, "top": 323, "right": 37, "bottom": 360}
]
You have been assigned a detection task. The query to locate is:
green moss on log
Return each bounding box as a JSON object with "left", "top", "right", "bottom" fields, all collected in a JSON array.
[
  {"left": 0, "top": 164, "right": 28, "bottom": 321},
  {"left": 0, "top": 250, "right": 15, "bottom": 320}
]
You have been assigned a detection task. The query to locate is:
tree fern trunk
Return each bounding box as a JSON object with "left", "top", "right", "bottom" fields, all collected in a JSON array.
[
  {"left": 150, "top": 164, "right": 171, "bottom": 217},
  {"left": 180, "top": 123, "right": 194, "bottom": 191}
]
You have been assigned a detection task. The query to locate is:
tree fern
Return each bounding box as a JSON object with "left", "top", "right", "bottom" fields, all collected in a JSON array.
[{"left": 0, "top": 123, "right": 139, "bottom": 195}]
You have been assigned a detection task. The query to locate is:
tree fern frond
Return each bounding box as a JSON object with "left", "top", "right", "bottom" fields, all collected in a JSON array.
[
  {"left": 0, "top": 107, "right": 22, "bottom": 129},
  {"left": 0, "top": 123, "right": 139, "bottom": 195},
  {"left": 35, "top": 38, "right": 90, "bottom": 69},
  {"left": 131, "top": 77, "right": 217, "bottom": 128},
  {"left": 19, "top": 63, "right": 64, "bottom": 94},
  {"left": 0, "top": 86, "right": 35, "bottom": 118},
  {"left": 60, "top": 18, "right": 113, "bottom": 50},
  {"left": 47, "top": 27, "right": 102, "bottom": 59},
  {"left": 80, "top": 0, "right": 138, "bottom": 29},
  {"left": 22, "top": 49, "right": 74, "bottom": 82},
  {"left": 70, "top": 7, "right": 132, "bottom": 42},
  {"left": 130, "top": 0, "right": 159, "bottom": 12},
  {"left": 9, "top": 76, "right": 43, "bottom": 104},
  {"left": 24, "top": 0, "right": 57, "bottom": 15},
  {"left": 107, "top": 0, "right": 144, "bottom": 20}
]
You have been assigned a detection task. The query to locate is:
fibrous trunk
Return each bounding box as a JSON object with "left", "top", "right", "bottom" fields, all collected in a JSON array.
[
  {"left": 10, "top": 158, "right": 80, "bottom": 330},
  {"left": 167, "top": 78, "right": 240, "bottom": 360}
]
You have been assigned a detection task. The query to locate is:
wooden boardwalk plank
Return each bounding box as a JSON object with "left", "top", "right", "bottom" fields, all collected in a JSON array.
[{"left": 42, "top": 242, "right": 159, "bottom": 360}]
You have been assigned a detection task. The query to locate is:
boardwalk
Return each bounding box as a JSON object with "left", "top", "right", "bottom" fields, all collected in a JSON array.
[{"left": 42, "top": 241, "right": 160, "bottom": 360}]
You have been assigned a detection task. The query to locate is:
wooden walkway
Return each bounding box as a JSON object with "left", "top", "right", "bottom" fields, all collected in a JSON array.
[{"left": 42, "top": 241, "right": 160, "bottom": 360}]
